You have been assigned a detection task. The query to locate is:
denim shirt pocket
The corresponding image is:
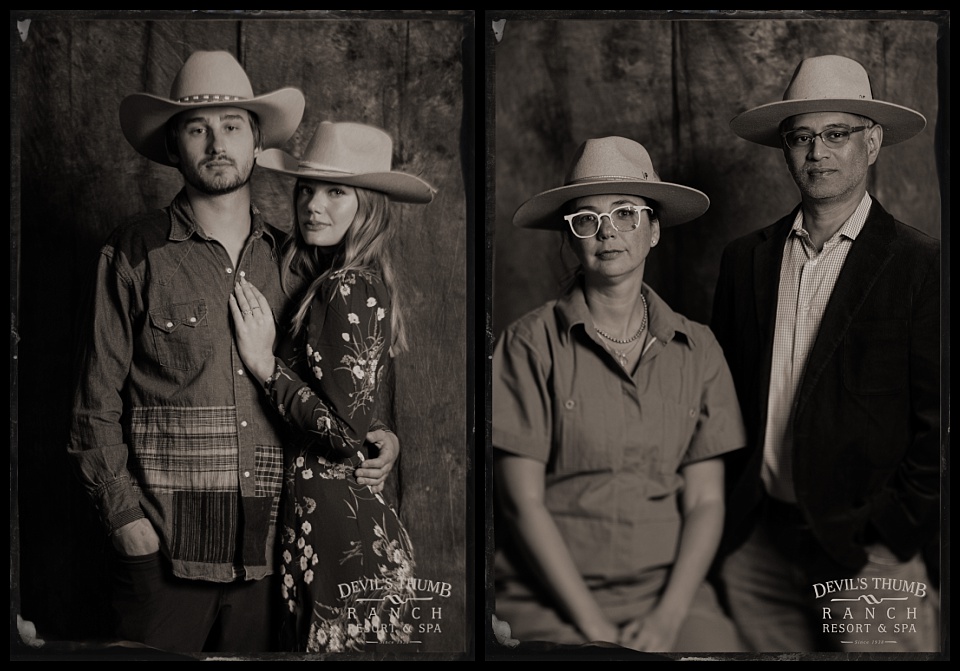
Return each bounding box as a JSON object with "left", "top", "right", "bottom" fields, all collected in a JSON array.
[{"left": 148, "top": 300, "right": 212, "bottom": 370}]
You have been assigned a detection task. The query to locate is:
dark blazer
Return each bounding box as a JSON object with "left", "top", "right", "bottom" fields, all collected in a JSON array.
[{"left": 710, "top": 198, "right": 940, "bottom": 571}]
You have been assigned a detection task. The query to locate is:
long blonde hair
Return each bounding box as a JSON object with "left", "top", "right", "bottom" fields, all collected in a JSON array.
[{"left": 280, "top": 181, "right": 408, "bottom": 356}]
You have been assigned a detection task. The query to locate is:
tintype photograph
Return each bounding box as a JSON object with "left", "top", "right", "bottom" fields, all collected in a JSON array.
[
  {"left": 485, "top": 10, "right": 948, "bottom": 661},
  {"left": 12, "top": 10, "right": 474, "bottom": 661}
]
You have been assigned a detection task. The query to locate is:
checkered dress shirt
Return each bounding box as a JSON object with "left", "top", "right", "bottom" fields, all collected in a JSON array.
[{"left": 761, "top": 193, "right": 872, "bottom": 502}]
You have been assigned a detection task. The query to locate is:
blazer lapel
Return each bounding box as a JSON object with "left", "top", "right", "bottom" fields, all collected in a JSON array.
[
  {"left": 754, "top": 211, "right": 795, "bottom": 336},
  {"left": 752, "top": 211, "right": 794, "bottom": 427},
  {"left": 794, "top": 200, "right": 897, "bottom": 416}
]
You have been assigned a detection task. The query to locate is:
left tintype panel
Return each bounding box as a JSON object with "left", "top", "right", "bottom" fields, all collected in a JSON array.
[{"left": 12, "top": 11, "right": 474, "bottom": 660}]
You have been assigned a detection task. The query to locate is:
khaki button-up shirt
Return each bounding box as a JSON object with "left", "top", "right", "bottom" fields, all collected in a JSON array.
[{"left": 494, "top": 282, "right": 746, "bottom": 580}]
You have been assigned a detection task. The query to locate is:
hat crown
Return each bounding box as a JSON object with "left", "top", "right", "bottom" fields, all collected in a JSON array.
[
  {"left": 168, "top": 50, "right": 255, "bottom": 102},
  {"left": 783, "top": 55, "right": 874, "bottom": 103},
  {"left": 298, "top": 121, "right": 394, "bottom": 175},
  {"left": 565, "top": 137, "right": 660, "bottom": 186}
]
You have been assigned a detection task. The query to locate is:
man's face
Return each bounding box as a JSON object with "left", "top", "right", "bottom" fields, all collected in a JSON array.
[
  {"left": 172, "top": 106, "right": 258, "bottom": 195},
  {"left": 781, "top": 111, "right": 881, "bottom": 203}
]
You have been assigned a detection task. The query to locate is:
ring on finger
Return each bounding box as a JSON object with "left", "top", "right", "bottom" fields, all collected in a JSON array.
[{"left": 242, "top": 309, "right": 252, "bottom": 316}]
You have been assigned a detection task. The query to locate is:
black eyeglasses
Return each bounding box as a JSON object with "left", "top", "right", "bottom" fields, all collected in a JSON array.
[
  {"left": 563, "top": 205, "right": 653, "bottom": 239},
  {"left": 781, "top": 125, "right": 871, "bottom": 150}
]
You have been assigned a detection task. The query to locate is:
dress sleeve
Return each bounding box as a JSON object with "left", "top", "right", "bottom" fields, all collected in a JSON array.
[
  {"left": 262, "top": 270, "right": 390, "bottom": 460},
  {"left": 681, "top": 327, "right": 748, "bottom": 466},
  {"left": 492, "top": 323, "right": 553, "bottom": 463}
]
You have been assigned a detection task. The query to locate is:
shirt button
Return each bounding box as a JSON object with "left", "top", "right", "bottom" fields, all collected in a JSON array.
[
  {"left": 239, "top": 271, "right": 246, "bottom": 277},
  {"left": 565, "top": 400, "right": 575, "bottom": 409},
  {"left": 240, "top": 420, "right": 248, "bottom": 428},
  {"left": 237, "top": 369, "right": 245, "bottom": 376},
  {"left": 189, "top": 317, "right": 197, "bottom": 323},
  {"left": 165, "top": 321, "right": 174, "bottom": 328},
  {"left": 226, "top": 268, "right": 233, "bottom": 274},
  {"left": 689, "top": 408, "right": 697, "bottom": 418},
  {"left": 243, "top": 471, "right": 250, "bottom": 478}
]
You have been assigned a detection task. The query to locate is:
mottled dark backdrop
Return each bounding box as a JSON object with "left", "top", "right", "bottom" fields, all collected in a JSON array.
[
  {"left": 492, "top": 16, "right": 944, "bottom": 335},
  {"left": 13, "top": 13, "right": 472, "bottom": 657}
]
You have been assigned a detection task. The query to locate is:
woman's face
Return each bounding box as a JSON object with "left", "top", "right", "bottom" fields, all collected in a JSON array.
[
  {"left": 567, "top": 193, "right": 659, "bottom": 284},
  {"left": 296, "top": 179, "right": 360, "bottom": 248}
]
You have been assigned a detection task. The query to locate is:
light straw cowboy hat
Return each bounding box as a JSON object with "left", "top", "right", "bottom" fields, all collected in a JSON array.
[
  {"left": 256, "top": 121, "right": 436, "bottom": 204},
  {"left": 730, "top": 54, "right": 926, "bottom": 147},
  {"left": 119, "top": 50, "right": 306, "bottom": 167},
  {"left": 512, "top": 136, "right": 710, "bottom": 229}
]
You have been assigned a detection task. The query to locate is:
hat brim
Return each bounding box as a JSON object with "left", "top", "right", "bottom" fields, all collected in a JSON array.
[
  {"left": 119, "top": 88, "right": 306, "bottom": 167},
  {"left": 512, "top": 180, "right": 710, "bottom": 230},
  {"left": 256, "top": 148, "right": 436, "bottom": 204},
  {"left": 730, "top": 99, "right": 926, "bottom": 147}
]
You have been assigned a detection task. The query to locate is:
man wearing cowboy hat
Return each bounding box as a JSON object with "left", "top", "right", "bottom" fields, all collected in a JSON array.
[
  {"left": 710, "top": 54, "right": 940, "bottom": 652},
  {"left": 67, "top": 50, "right": 399, "bottom": 653}
]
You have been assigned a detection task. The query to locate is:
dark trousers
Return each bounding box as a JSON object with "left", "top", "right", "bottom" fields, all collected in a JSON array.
[
  {"left": 719, "top": 497, "right": 939, "bottom": 653},
  {"left": 111, "top": 551, "right": 278, "bottom": 653}
]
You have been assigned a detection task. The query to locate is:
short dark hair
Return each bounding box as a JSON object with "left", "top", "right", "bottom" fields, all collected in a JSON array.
[{"left": 164, "top": 108, "right": 262, "bottom": 162}]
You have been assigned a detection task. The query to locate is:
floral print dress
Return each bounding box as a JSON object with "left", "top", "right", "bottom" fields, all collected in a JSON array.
[{"left": 263, "top": 269, "right": 418, "bottom": 653}]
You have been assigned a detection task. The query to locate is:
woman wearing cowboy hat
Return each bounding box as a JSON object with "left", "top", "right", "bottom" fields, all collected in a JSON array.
[
  {"left": 228, "top": 120, "right": 435, "bottom": 653},
  {"left": 492, "top": 136, "right": 747, "bottom": 653}
]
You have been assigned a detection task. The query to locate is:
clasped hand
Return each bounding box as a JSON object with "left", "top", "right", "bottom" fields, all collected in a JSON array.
[
  {"left": 229, "top": 276, "right": 277, "bottom": 382},
  {"left": 228, "top": 277, "right": 401, "bottom": 492}
]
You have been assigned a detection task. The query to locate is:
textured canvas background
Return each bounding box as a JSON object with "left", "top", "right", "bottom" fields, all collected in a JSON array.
[
  {"left": 487, "top": 11, "right": 947, "bottom": 659},
  {"left": 13, "top": 12, "right": 473, "bottom": 657},
  {"left": 492, "top": 15, "right": 944, "bottom": 335}
]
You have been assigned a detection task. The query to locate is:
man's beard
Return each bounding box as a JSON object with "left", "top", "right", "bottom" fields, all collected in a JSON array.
[{"left": 182, "top": 156, "right": 255, "bottom": 196}]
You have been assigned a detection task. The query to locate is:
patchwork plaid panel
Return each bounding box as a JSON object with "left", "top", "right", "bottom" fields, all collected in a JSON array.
[
  {"left": 130, "top": 405, "right": 239, "bottom": 493},
  {"left": 255, "top": 444, "right": 283, "bottom": 499},
  {"left": 171, "top": 490, "right": 237, "bottom": 564}
]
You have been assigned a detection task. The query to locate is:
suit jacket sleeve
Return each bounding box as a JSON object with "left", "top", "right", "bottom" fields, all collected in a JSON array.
[{"left": 866, "top": 243, "right": 941, "bottom": 559}]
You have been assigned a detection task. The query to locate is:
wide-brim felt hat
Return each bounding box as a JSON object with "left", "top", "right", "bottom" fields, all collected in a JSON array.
[
  {"left": 119, "top": 50, "right": 306, "bottom": 167},
  {"left": 512, "top": 136, "right": 710, "bottom": 229},
  {"left": 730, "top": 54, "right": 926, "bottom": 147},
  {"left": 256, "top": 120, "right": 436, "bottom": 204}
]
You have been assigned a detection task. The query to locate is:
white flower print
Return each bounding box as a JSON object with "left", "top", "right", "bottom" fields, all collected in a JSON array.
[
  {"left": 283, "top": 573, "right": 294, "bottom": 588},
  {"left": 302, "top": 468, "right": 314, "bottom": 480},
  {"left": 342, "top": 333, "right": 351, "bottom": 342},
  {"left": 339, "top": 284, "right": 351, "bottom": 297},
  {"left": 304, "top": 569, "right": 314, "bottom": 584},
  {"left": 366, "top": 297, "right": 377, "bottom": 307},
  {"left": 302, "top": 521, "right": 313, "bottom": 535},
  {"left": 304, "top": 544, "right": 314, "bottom": 558},
  {"left": 304, "top": 497, "right": 317, "bottom": 514},
  {"left": 347, "top": 313, "right": 360, "bottom": 325},
  {"left": 297, "top": 537, "right": 305, "bottom": 549},
  {"left": 376, "top": 307, "right": 385, "bottom": 321},
  {"left": 296, "top": 456, "right": 305, "bottom": 468},
  {"left": 352, "top": 365, "right": 364, "bottom": 379},
  {"left": 282, "top": 549, "right": 292, "bottom": 564}
]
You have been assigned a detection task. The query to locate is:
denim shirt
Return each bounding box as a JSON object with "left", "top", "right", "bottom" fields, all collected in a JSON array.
[{"left": 68, "top": 189, "right": 292, "bottom": 582}]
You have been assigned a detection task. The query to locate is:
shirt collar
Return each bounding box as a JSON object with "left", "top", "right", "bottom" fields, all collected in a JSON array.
[
  {"left": 556, "top": 276, "right": 695, "bottom": 348},
  {"left": 792, "top": 192, "right": 872, "bottom": 242},
  {"left": 167, "top": 188, "right": 279, "bottom": 249}
]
